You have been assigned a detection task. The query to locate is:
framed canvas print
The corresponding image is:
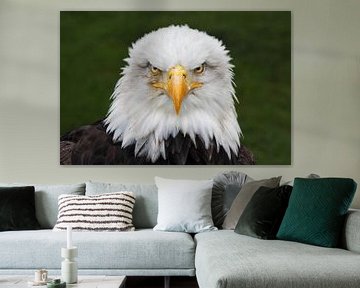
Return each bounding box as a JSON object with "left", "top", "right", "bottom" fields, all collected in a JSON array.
[{"left": 60, "top": 11, "right": 291, "bottom": 165}]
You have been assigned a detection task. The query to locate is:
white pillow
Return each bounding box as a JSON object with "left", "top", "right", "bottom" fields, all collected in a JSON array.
[{"left": 153, "top": 177, "right": 217, "bottom": 233}]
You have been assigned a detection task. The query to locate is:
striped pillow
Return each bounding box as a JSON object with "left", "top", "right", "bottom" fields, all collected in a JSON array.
[{"left": 53, "top": 192, "right": 135, "bottom": 231}]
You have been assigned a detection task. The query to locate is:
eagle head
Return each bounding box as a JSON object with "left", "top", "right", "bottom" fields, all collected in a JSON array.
[{"left": 105, "top": 25, "right": 242, "bottom": 163}]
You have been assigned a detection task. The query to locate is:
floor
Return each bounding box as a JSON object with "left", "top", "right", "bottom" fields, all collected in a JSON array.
[
  {"left": 0, "top": 276, "right": 198, "bottom": 288},
  {"left": 126, "top": 276, "right": 199, "bottom": 288}
]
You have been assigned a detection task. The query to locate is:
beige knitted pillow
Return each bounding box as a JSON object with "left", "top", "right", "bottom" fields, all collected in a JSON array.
[{"left": 53, "top": 192, "right": 135, "bottom": 231}]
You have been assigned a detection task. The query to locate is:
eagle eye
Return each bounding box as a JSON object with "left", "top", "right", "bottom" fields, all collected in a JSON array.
[
  {"left": 149, "top": 64, "right": 161, "bottom": 75},
  {"left": 194, "top": 63, "right": 205, "bottom": 74}
]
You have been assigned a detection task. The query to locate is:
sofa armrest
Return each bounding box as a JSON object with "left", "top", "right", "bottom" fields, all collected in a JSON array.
[{"left": 342, "top": 209, "right": 360, "bottom": 253}]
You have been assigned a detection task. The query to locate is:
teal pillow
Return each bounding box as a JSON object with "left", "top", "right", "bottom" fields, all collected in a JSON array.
[{"left": 277, "top": 178, "right": 357, "bottom": 247}]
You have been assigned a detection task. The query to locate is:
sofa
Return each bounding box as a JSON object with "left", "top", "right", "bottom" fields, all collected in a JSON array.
[{"left": 0, "top": 180, "right": 360, "bottom": 288}]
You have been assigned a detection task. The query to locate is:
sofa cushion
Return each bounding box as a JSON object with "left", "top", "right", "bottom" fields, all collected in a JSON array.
[
  {"left": 277, "top": 178, "right": 357, "bottom": 247},
  {"left": 234, "top": 185, "right": 292, "bottom": 239},
  {"left": 0, "top": 183, "right": 85, "bottom": 229},
  {"left": 0, "top": 186, "right": 40, "bottom": 231},
  {"left": 212, "top": 171, "right": 252, "bottom": 228},
  {"left": 86, "top": 182, "right": 157, "bottom": 229},
  {"left": 222, "top": 176, "right": 281, "bottom": 229},
  {"left": 53, "top": 192, "right": 136, "bottom": 232},
  {"left": 154, "top": 177, "right": 216, "bottom": 233},
  {"left": 0, "top": 229, "right": 195, "bottom": 271},
  {"left": 195, "top": 230, "right": 360, "bottom": 288}
]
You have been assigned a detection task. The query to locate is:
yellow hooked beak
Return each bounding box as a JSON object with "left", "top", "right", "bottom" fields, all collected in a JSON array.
[{"left": 152, "top": 65, "right": 203, "bottom": 115}]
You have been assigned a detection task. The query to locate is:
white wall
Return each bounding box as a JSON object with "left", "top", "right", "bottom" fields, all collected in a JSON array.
[{"left": 0, "top": 0, "right": 359, "bottom": 208}]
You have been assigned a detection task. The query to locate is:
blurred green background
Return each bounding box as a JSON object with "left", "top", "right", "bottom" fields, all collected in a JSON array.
[{"left": 60, "top": 11, "right": 291, "bottom": 165}]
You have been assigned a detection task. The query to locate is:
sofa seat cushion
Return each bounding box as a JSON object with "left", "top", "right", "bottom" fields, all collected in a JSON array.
[
  {"left": 0, "top": 229, "right": 195, "bottom": 270},
  {"left": 195, "top": 230, "right": 360, "bottom": 288}
]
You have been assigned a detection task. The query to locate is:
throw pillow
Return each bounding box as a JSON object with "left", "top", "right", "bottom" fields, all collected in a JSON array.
[
  {"left": 277, "top": 178, "right": 357, "bottom": 247},
  {"left": 153, "top": 177, "right": 217, "bottom": 233},
  {"left": 282, "top": 173, "right": 320, "bottom": 186},
  {"left": 212, "top": 171, "right": 253, "bottom": 228},
  {"left": 53, "top": 192, "right": 136, "bottom": 231},
  {"left": 234, "top": 185, "right": 293, "bottom": 239},
  {"left": 0, "top": 186, "right": 41, "bottom": 231},
  {"left": 222, "top": 176, "right": 281, "bottom": 230}
]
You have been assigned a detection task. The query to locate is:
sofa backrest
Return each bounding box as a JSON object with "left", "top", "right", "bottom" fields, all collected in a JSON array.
[
  {"left": 86, "top": 181, "right": 158, "bottom": 229},
  {"left": 341, "top": 209, "right": 360, "bottom": 253}
]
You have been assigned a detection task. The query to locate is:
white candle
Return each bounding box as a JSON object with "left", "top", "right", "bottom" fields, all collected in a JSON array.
[{"left": 67, "top": 225, "right": 72, "bottom": 249}]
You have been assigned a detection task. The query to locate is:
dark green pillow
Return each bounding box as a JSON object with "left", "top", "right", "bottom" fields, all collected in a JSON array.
[
  {"left": 0, "top": 186, "right": 41, "bottom": 231},
  {"left": 235, "top": 185, "right": 292, "bottom": 239},
  {"left": 277, "top": 178, "right": 357, "bottom": 247}
]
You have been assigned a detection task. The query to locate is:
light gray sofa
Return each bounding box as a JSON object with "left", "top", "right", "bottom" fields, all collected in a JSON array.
[
  {"left": 0, "top": 181, "right": 359, "bottom": 288},
  {"left": 0, "top": 182, "right": 195, "bottom": 280},
  {"left": 195, "top": 211, "right": 360, "bottom": 288}
]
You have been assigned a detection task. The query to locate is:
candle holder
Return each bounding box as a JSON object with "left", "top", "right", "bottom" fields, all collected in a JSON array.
[{"left": 61, "top": 247, "right": 78, "bottom": 284}]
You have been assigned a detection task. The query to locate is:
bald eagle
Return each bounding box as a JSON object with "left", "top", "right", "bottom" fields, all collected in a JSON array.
[{"left": 60, "top": 25, "right": 255, "bottom": 165}]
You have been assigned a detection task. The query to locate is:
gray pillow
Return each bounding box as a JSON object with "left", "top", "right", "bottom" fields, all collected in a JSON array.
[
  {"left": 0, "top": 183, "right": 85, "bottom": 228},
  {"left": 222, "top": 176, "right": 281, "bottom": 230},
  {"left": 86, "top": 181, "right": 158, "bottom": 229},
  {"left": 153, "top": 177, "right": 217, "bottom": 233},
  {"left": 212, "top": 171, "right": 253, "bottom": 228},
  {"left": 283, "top": 173, "right": 320, "bottom": 186}
]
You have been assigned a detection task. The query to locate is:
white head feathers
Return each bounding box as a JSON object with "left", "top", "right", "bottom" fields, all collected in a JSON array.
[{"left": 105, "top": 25, "right": 241, "bottom": 162}]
